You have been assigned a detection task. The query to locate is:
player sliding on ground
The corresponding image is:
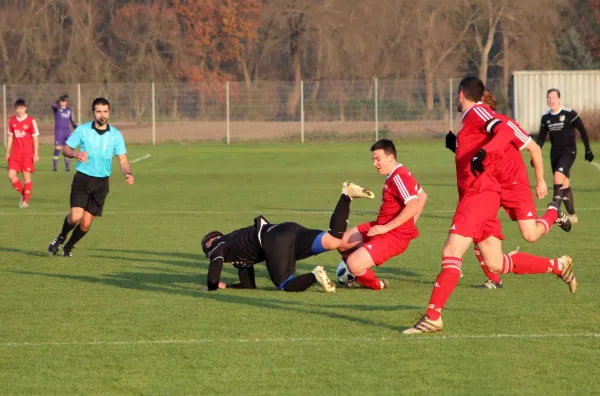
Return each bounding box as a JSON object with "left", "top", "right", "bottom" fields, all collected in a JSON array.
[
  {"left": 336, "top": 139, "right": 427, "bottom": 290},
  {"left": 446, "top": 88, "right": 572, "bottom": 289},
  {"left": 403, "top": 77, "right": 576, "bottom": 335},
  {"left": 201, "top": 182, "right": 375, "bottom": 292}
]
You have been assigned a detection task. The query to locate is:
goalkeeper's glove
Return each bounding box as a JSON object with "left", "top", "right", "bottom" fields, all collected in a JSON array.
[
  {"left": 445, "top": 131, "right": 456, "bottom": 153},
  {"left": 585, "top": 150, "right": 594, "bottom": 162}
]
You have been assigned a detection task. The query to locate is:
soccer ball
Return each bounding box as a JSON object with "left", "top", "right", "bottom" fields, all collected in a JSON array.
[{"left": 336, "top": 261, "right": 355, "bottom": 285}]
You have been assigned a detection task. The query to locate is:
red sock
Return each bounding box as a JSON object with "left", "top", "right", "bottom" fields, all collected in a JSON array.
[
  {"left": 12, "top": 180, "right": 23, "bottom": 195},
  {"left": 474, "top": 247, "right": 502, "bottom": 283},
  {"left": 354, "top": 268, "right": 383, "bottom": 290},
  {"left": 426, "top": 257, "right": 462, "bottom": 320},
  {"left": 536, "top": 207, "right": 559, "bottom": 234},
  {"left": 24, "top": 181, "right": 32, "bottom": 203},
  {"left": 505, "top": 252, "right": 561, "bottom": 276}
]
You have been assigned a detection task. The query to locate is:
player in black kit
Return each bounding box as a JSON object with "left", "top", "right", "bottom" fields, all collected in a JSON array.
[
  {"left": 201, "top": 182, "right": 375, "bottom": 292},
  {"left": 537, "top": 88, "right": 594, "bottom": 224}
]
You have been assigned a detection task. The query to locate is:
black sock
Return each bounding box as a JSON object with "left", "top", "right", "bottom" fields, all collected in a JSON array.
[
  {"left": 60, "top": 216, "right": 77, "bottom": 238},
  {"left": 328, "top": 194, "right": 351, "bottom": 239},
  {"left": 282, "top": 273, "right": 316, "bottom": 292},
  {"left": 65, "top": 225, "right": 88, "bottom": 248},
  {"left": 561, "top": 187, "right": 575, "bottom": 215},
  {"left": 553, "top": 184, "right": 563, "bottom": 206}
]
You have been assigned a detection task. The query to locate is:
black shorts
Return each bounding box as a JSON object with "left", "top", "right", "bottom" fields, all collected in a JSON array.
[
  {"left": 550, "top": 148, "right": 576, "bottom": 178},
  {"left": 260, "top": 222, "right": 322, "bottom": 288},
  {"left": 70, "top": 171, "right": 110, "bottom": 216}
]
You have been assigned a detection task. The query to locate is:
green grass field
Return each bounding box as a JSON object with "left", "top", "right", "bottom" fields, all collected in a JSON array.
[{"left": 1, "top": 141, "right": 600, "bottom": 395}]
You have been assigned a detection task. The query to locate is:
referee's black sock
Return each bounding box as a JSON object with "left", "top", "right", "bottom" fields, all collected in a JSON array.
[
  {"left": 60, "top": 216, "right": 77, "bottom": 238},
  {"left": 561, "top": 187, "right": 575, "bottom": 215},
  {"left": 65, "top": 225, "right": 88, "bottom": 248},
  {"left": 329, "top": 194, "right": 351, "bottom": 239},
  {"left": 282, "top": 273, "right": 316, "bottom": 292},
  {"left": 553, "top": 184, "right": 563, "bottom": 206}
]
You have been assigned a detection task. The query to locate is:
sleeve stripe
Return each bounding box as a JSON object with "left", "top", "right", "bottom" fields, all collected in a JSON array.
[
  {"left": 570, "top": 114, "right": 580, "bottom": 123},
  {"left": 507, "top": 120, "right": 530, "bottom": 143},
  {"left": 393, "top": 174, "right": 418, "bottom": 204},
  {"left": 473, "top": 106, "right": 493, "bottom": 121},
  {"left": 519, "top": 137, "right": 532, "bottom": 150},
  {"left": 393, "top": 174, "right": 411, "bottom": 201},
  {"left": 32, "top": 120, "right": 40, "bottom": 137}
]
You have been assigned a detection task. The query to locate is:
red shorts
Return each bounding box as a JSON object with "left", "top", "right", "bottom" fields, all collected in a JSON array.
[
  {"left": 450, "top": 190, "right": 504, "bottom": 244},
  {"left": 8, "top": 155, "right": 35, "bottom": 173},
  {"left": 501, "top": 183, "right": 537, "bottom": 221},
  {"left": 357, "top": 222, "right": 413, "bottom": 265}
]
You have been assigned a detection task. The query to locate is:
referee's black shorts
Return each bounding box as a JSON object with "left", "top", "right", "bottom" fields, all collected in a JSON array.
[
  {"left": 70, "top": 171, "right": 110, "bottom": 216},
  {"left": 550, "top": 147, "right": 576, "bottom": 178}
]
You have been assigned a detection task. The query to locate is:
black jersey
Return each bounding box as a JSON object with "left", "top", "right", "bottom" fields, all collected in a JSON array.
[
  {"left": 206, "top": 218, "right": 265, "bottom": 290},
  {"left": 538, "top": 108, "right": 591, "bottom": 152}
]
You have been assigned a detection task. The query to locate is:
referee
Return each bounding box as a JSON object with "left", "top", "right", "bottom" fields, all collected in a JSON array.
[
  {"left": 537, "top": 88, "right": 594, "bottom": 224},
  {"left": 48, "top": 97, "right": 134, "bottom": 257}
]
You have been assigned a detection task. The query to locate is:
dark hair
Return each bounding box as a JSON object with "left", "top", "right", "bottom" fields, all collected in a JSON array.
[
  {"left": 60, "top": 94, "right": 69, "bottom": 101},
  {"left": 547, "top": 88, "right": 561, "bottom": 98},
  {"left": 371, "top": 139, "right": 397, "bottom": 158},
  {"left": 482, "top": 88, "right": 497, "bottom": 111},
  {"left": 92, "top": 97, "right": 110, "bottom": 111},
  {"left": 458, "top": 77, "right": 485, "bottom": 102},
  {"left": 201, "top": 231, "right": 224, "bottom": 256},
  {"left": 14, "top": 99, "right": 26, "bottom": 107}
]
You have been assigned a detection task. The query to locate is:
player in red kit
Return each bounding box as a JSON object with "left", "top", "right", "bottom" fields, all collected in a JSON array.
[
  {"left": 5, "top": 99, "right": 40, "bottom": 208},
  {"left": 336, "top": 139, "right": 428, "bottom": 290},
  {"left": 447, "top": 88, "right": 572, "bottom": 288},
  {"left": 404, "top": 78, "right": 576, "bottom": 334}
]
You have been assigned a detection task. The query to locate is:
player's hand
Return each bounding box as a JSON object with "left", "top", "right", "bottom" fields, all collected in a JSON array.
[
  {"left": 470, "top": 148, "right": 486, "bottom": 176},
  {"left": 125, "top": 173, "right": 135, "bottom": 185},
  {"left": 445, "top": 131, "right": 456, "bottom": 153},
  {"left": 33, "top": 154, "right": 39, "bottom": 163},
  {"left": 535, "top": 180, "right": 547, "bottom": 199},
  {"left": 585, "top": 150, "right": 594, "bottom": 162},
  {"left": 4, "top": 153, "right": 9, "bottom": 162},
  {"left": 75, "top": 151, "right": 88, "bottom": 163},
  {"left": 367, "top": 225, "right": 388, "bottom": 237}
]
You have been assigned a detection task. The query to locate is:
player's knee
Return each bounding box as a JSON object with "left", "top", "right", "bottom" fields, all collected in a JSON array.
[
  {"left": 521, "top": 230, "right": 538, "bottom": 243},
  {"left": 80, "top": 220, "right": 92, "bottom": 232},
  {"left": 346, "top": 253, "right": 368, "bottom": 274},
  {"left": 486, "top": 263, "right": 502, "bottom": 274}
]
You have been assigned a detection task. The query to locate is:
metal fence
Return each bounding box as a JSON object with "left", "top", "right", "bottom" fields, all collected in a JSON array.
[{"left": 2, "top": 78, "right": 509, "bottom": 145}]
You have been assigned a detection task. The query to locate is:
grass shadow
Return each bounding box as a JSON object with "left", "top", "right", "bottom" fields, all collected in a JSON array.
[{"left": 12, "top": 270, "right": 419, "bottom": 332}]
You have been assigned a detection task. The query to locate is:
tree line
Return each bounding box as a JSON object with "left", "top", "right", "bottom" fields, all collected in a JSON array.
[{"left": 0, "top": 0, "right": 597, "bottom": 114}]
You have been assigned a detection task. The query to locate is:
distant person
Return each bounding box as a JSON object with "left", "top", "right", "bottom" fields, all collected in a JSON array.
[
  {"left": 5, "top": 99, "right": 40, "bottom": 208},
  {"left": 52, "top": 94, "right": 77, "bottom": 171},
  {"left": 537, "top": 89, "right": 594, "bottom": 224}
]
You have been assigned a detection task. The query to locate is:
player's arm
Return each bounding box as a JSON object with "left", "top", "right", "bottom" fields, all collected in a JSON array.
[
  {"left": 205, "top": 244, "right": 227, "bottom": 291},
  {"left": 228, "top": 266, "right": 257, "bottom": 289},
  {"left": 69, "top": 111, "right": 77, "bottom": 129},
  {"left": 63, "top": 127, "right": 87, "bottom": 161},
  {"left": 413, "top": 189, "right": 428, "bottom": 224},
  {"left": 32, "top": 119, "right": 40, "bottom": 162},
  {"left": 51, "top": 102, "right": 58, "bottom": 113},
  {"left": 471, "top": 120, "right": 522, "bottom": 176},
  {"left": 523, "top": 140, "right": 547, "bottom": 199},
  {"left": 536, "top": 122, "right": 548, "bottom": 149},
  {"left": 571, "top": 112, "right": 594, "bottom": 161},
  {"left": 369, "top": 199, "right": 421, "bottom": 236},
  {"left": 117, "top": 154, "right": 135, "bottom": 184},
  {"left": 5, "top": 134, "right": 13, "bottom": 161}
]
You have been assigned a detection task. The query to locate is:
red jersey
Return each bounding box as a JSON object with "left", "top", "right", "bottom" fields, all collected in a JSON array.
[
  {"left": 376, "top": 164, "right": 421, "bottom": 239},
  {"left": 491, "top": 113, "right": 532, "bottom": 187},
  {"left": 8, "top": 115, "right": 39, "bottom": 156}
]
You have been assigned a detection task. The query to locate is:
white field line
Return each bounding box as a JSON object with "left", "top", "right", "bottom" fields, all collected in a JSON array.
[
  {"left": 130, "top": 154, "right": 151, "bottom": 164},
  {"left": 2, "top": 208, "right": 600, "bottom": 217},
  {"left": 2, "top": 333, "right": 599, "bottom": 348}
]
